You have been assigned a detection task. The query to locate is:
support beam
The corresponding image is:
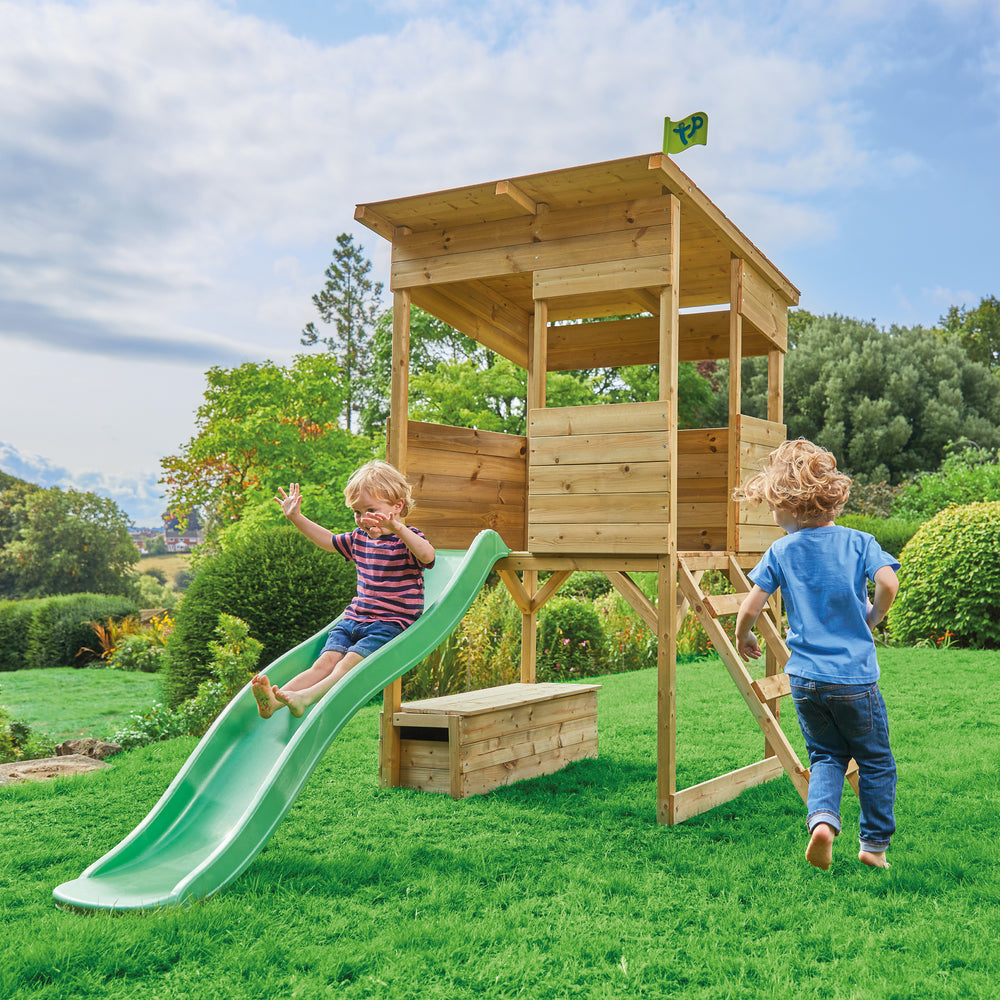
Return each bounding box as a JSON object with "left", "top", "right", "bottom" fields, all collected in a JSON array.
[
  {"left": 727, "top": 257, "right": 744, "bottom": 552},
  {"left": 657, "top": 553, "right": 677, "bottom": 823},
  {"left": 768, "top": 349, "right": 784, "bottom": 424},
  {"left": 381, "top": 289, "right": 412, "bottom": 788},
  {"left": 495, "top": 179, "right": 537, "bottom": 215}
]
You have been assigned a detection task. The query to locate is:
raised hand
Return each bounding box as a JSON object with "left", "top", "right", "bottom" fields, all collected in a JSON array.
[{"left": 274, "top": 483, "right": 302, "bottom": 518}]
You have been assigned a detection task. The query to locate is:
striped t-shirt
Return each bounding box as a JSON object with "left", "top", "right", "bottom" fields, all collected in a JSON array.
[{"left": 330, "top": 527, "right": 433, "bottom": 629}]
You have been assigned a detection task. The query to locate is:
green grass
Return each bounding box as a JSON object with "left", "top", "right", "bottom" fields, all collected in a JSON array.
[
  {"left": 1, "top": 647, "right": 999, "bottom": 999},
  {"left": 0, "top": 669, "right": 163, "bottom": 742}
]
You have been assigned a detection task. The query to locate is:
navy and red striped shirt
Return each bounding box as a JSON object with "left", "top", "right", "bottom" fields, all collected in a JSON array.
[{"left": 330, "top": 527, "right": 433, "bottom": 629}]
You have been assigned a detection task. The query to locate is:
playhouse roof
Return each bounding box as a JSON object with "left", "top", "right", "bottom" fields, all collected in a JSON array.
[{"left": 355, "top": 152, "right": 799, "bottom": 365}]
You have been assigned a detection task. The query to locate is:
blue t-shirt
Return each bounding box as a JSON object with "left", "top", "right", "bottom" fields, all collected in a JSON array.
[{"left": 748, "top": 526, "right": 899, "bottom": 684}]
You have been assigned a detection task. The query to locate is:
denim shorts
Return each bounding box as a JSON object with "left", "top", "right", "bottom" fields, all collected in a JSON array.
[{"left": 322, "top": 619, "right": 405, "bottom": 659}]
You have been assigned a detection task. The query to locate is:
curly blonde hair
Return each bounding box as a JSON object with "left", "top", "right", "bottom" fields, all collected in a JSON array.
[
  {"left": 343, "top": 461, "right": 415, "bottom": 518},
  {"left": 735, "top": 439, "right": 851, "bottom": 524}
]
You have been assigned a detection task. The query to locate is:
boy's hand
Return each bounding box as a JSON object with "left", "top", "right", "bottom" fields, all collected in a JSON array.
[
  {"left": 736, "top": 633, "right": 762, "bottom": 662},
  {"left": 274, "top": 483, "right": 302, "bottom": 518}
]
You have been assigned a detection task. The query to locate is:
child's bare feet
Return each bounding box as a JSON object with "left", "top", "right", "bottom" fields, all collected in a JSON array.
[
  {"left": 806, "top": 823, "right": 836, "bottom": 870},
  {"left": 251, "top": 674, "right": 282, "bottom": 718},
  {"left": 273, "top": 686, "right": 307, "bottom": 719},
  {"left": 859, "top": 849, "right": 890, "bottom": 868}
]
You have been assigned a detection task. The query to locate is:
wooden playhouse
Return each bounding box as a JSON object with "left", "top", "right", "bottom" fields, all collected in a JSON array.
[{"left": 356, "top": 151, "right": 811, "bottom": 823}]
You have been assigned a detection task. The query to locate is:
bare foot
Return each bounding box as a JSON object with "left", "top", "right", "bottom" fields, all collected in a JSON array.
[
  {"left": 251, "top": 674, "right": 282, "bottom": 719},
  {"left": 859, "top": 850, "right": 890, "bottom": 869},
  {"left": 806, "top": 823, "right": 836, "bottom": 870},
  {"left": 273, "top": 686, "right": 307, "bottom": 719}
]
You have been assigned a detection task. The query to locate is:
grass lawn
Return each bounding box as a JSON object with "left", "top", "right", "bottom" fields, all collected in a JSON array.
[
  {"left": 1, "top": 646, "right": 999, "bottom": 999},
  {"left": 0, "top": 669, "right": 163, "bottom": 743}
]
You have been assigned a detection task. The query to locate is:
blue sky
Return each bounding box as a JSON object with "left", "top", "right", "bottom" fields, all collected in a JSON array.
[{"left": 1, "top": 0, "right": 998, "bottom": 523}]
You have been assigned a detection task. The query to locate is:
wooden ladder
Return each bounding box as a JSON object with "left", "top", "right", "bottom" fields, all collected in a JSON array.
[{"left": 676, "top": 554, "right": 859, "bottom": 812}]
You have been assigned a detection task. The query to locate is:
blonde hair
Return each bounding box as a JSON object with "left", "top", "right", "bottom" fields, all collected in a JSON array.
[
  {"left": 343, "top": 460, "right": 415, "bottom": 518},
  {"left": 736, "top": 438, "right": 851, "bottom": 523}
]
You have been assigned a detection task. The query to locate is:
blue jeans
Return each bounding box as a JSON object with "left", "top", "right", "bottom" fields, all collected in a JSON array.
[{"left": 790, "top": 679, "right": 896, "bottom": 853}]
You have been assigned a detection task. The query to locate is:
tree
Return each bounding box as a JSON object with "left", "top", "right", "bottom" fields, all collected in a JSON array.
[
  {"left": 0, "top": 487, "right": 138, "bottom": 598},
  {"left": 301, "top": 233, "right": 384, "bottom": 433},
  {"left": 939, "top": 294, "right": 1000, "bottom": 371},
  {"left": 750, "top": 314, "right": 1000, "bottom": 482},
  {"left": 161, "top": 354, "right": 373, "bottom": 536},
  {"left": 366, "top": 306, "right": 719, "bottom": 436}
]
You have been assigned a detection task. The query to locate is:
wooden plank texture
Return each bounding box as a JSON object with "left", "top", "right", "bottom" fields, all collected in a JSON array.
[
  {"left": 529, "top": 400, "right": 669, "bottom": 438},
  {"left": 533, "top": 256, "right": 672, "bottom": 299}
]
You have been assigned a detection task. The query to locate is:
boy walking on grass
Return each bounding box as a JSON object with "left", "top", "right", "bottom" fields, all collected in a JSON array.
[
  {"left": 252, "top": 460, "right": 435, "bottom": 720},
  {"left": 734, "top": 439, "right": 900, "bottom": 871}
]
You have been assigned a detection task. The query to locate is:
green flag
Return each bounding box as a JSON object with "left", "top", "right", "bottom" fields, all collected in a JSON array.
[{"left": 663, "top": 112, "right": 708, "bottom": 154}]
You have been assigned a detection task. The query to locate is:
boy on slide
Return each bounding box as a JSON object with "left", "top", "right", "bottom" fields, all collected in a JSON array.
[{"left": 252, "top": 460, "right": 435, "bottom": 719}]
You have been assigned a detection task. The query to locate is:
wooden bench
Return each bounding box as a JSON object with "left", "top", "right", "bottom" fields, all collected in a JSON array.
[{"left": 380, "top": 683, "right": 600, "bottom": 799}]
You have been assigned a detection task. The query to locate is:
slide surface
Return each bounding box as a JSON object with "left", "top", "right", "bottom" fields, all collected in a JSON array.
[{"left": 53, "top": 530, "right": 510, "bottom": 912}]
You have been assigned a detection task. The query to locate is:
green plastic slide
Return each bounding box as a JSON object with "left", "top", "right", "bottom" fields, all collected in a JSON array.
[{"left": 53, "top": 530, "right": 510, "bottom": 912}]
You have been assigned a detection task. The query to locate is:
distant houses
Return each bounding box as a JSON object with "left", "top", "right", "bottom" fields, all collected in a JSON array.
[
  {"left": 131, "top": 510, "right": 205, "bottom": 554},
  {"left": 162, "top": 511, "right": 204, "bottom": 552}
]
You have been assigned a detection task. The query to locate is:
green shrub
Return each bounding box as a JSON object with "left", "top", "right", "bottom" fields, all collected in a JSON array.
[
  {"left": 179, "top": 613, "right": 262, "bottom": 737},
  {"left": 402, "top": 634, "right": 466, "bottom": 700},
  {"left": 559, "top": 571, "right": 612, "bottom": 600},
  {"left": 113, "top": 614, "right": 262, "bottom": 750},
  {"left": 162, "top": 525, "right": 356, "bottom": 706},
  {"left": 888, "top": 502, "right": 1000, "bottom": 648},
  {"left": 842, "top": 479, "right": 905, "bottom": 519},
  {"left": 454, "top": 584, "right": 521, "bottom": 691},
  {"left": 110, "top": 700, "right": 190, "bottom": 752},
  {"left": 107, "top": 632, "right": 166, "bottom": 673},
  {"left": 837, "top": 514, "right": 925, "bottom": 558},
  {"left": 537, "top": 596, "right": 605, "bottom": 681},
  {"left": 0, "top": 599, "right": 46, "bottom": 672},
  {"left": 23, "top": 594, "right": 139, "bottom": 669},
  {"left": 895, "top": 446, "right": 1000, "bottom": 519},
  {"left": 0, "top": 686, "right": 55, "bottom": 763}
]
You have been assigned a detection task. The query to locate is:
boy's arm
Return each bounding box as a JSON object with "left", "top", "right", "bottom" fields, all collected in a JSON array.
[
  {"left": 274, "top": 484, "right": 337, "bottom": 552},
  {"left": 734, "top": 585, "right": 772, "bottom": 662},
  {"left": 867, "top": 565, "right": 899, "bottom": 628},
  {"left": 390, "top": 520, "right": 435, "bottom": 565}
]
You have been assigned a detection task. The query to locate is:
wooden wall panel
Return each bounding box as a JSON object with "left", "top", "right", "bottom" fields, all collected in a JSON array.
[
  {"left": 406, "top": 421, "right": 527, "bottom": 550},
  {"left": 528, "top": 402, "right": 671, "bottom": 554},
  {"left": 732, "top": 415, "right": 786, "bottom": 552},
  {"left": 675, "top": 428, "right": 728, "bottom": 551}
]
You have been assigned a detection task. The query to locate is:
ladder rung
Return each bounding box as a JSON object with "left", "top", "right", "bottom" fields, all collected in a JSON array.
[
  {"left": 752, "top": 672, "right": 791, "bottom": 702},
  {"left": 702, "top": 592, "right": 746, "bottom": 618}
]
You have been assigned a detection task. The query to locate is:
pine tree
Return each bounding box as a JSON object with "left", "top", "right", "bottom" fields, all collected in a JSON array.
[{"left": 301, "top": 233, "right": 384, "bottom": 433}]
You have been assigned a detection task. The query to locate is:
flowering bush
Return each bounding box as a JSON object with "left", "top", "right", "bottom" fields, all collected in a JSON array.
[
  {"left": 107, "top": 613, "right": 174, "bottom": 672},
  {"left": 593, "top": 591, "right": 655, "bottom": 673}
]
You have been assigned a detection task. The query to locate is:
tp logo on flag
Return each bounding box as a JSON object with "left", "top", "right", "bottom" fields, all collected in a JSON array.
[{"left": 663, "top": 113, "right": 708, "bottom": 154}]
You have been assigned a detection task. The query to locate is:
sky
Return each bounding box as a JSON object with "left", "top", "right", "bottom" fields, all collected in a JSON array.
[{"left": 1, "top": 0, "right": 998, "bottom": 525}]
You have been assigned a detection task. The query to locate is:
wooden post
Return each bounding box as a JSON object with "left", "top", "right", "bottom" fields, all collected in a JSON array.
[
  {"left": 657, "top": 554, "right": 677, "bottom": 823},
  {"left": 727, "top": 256, "right": 744, "bottom": 552},
  {"left": 521, "top": 302, "right": 548, "bottom": 683},
  {"left": 381, "top": 288, "right": 411, "bottom": 788},
  {"left": 657, "top": 198, "right": 680, "bottom": 824},
  {"left": 767, "top": 349, "right": 784, "bottom": 425},
  {"left": 764, "top": 346, "right": 784, "bottom": 756}
]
